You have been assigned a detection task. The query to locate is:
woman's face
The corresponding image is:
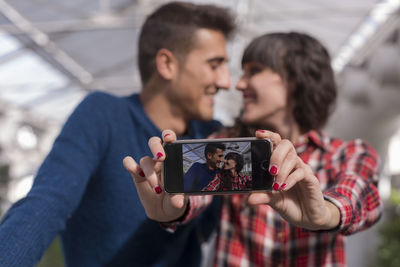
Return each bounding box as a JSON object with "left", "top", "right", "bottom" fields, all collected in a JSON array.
[
  {"left": 223, "top": 158, "right": 237, "bottom": 171},
  {"left": 236, "top": 62, "right": 289, "bottom": 128}
]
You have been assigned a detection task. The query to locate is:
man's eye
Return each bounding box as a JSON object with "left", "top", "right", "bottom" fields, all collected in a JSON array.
[{"left": 210, "top": 63, "right": 219, "bottom": 70}]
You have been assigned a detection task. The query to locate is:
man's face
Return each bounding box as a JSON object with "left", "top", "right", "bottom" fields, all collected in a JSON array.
[
  {"left": 206, "top": 148, "right": 225, "bottom": 170},
  {"left": 169, "top": 28, "right": 231, "bottom": 121}
]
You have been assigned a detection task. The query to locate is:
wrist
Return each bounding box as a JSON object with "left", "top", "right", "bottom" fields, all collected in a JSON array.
[
  {"left": 162, "top": 199, "right": 190, "bottom": 224},
  {"left": 320, "top": 200, "right": 341, "bottom": 230}
]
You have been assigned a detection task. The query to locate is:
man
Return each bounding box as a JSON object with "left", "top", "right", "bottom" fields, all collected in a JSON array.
[
  {"left": 184, "top": 143, "right": 225, "bottom": 191},
  {"left": 0, "top": 2, "right": 235, "bottom": 266}
]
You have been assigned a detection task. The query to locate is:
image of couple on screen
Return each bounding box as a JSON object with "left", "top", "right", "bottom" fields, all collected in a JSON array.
[{"left": 183, "top": 142, "right": 252, "bottom": 192}]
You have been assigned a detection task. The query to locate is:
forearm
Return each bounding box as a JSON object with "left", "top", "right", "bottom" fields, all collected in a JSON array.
[
  {"left": 161, "top": 195, "right": 213, "bottom": 232},
  {"left": 0, "top": 197, "right": 66, "bottom": 266},
  {"left": 321, "top": 140, "right": 382, "bottom": 234},
  {"left": 324, "top": 179, "right": 382, "bottom": 235}
]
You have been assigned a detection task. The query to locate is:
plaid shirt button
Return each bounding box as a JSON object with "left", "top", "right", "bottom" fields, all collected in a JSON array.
[{"left": 277, "top": 232, "right": 284, "bottom": 239}]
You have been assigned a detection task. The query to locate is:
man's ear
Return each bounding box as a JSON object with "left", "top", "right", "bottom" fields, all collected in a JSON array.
[{"left": 155, "top": 48, "right": 178, "bottom": 80}]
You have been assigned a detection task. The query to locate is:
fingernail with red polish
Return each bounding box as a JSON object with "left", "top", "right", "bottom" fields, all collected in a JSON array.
[
  {"left": 154, "top": 186, "right": 163, "bottom": 194},
  {"left": 257, "top": 129, "right": 265, "bottom": 133},
  {"left": 139, "top": 170, "right": 145, "bottom": 177},
  {"left": 156, "top": 152, "right": 163, "bottom": 159},
  {"left": 269, "top": 165, "right": 278, "bottom": 175},
  {"left": 281, "top": 183, "right": 287, "bottom": 189},
  {"left": 164, "top": 133, "right": 170, "bottom": 138},
  {"left": 273, "top": 182, "right": 280, "bottom": 191}
]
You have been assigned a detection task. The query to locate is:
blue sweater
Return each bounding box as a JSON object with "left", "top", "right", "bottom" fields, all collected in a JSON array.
[
  {"left": 0, "top": 92, "right": 221, "bottom": 267},
  {"left": 184, "top": 163, "right": 219, "bottom": 192}
]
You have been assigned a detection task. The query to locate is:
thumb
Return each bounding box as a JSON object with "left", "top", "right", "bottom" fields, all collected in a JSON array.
[
  {"left": 247, "top": 192, "right": 275, "bottom": 205},
  {"left": 163, "top": 194, "right": 188, "bottom": 220},
  {"left": 170, "top": 194, "right": 186, "bottom": 209}
]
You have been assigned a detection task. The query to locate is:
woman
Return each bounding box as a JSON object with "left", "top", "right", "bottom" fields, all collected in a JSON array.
[
  {"left": 203, "top": 152, "right": 251, "bottom": 191},
  {"left": 124, "top": 32, "right": 382, "bottom": 266}
]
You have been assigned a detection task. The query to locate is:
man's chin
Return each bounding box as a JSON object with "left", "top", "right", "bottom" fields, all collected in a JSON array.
[{"left": 198, "top": 110, "right": 214, "bottom": 121}]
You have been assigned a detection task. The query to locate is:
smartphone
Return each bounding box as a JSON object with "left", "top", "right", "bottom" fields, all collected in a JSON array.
[{"left": 163, "top": 137, "right": 273, "bottom": 194}]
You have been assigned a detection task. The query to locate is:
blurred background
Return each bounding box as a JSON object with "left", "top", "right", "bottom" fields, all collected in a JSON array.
[{"left": 0, "top": 0, "right": 399, "bottom": 266}]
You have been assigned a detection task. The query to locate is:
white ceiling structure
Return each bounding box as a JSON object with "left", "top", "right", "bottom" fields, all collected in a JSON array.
[
  {"left": 0, "top": 0, "right": 400, "bottom": 265},
  {"left": 0, "top": 0, "right": 393, "bottom": 122}
]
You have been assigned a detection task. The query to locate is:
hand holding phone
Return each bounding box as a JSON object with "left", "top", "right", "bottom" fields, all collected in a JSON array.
[
  {"left": 123, "top": 130, "right": 188, "bottom": 223},
  {"left": 124, "top": 129, "right": 335, "bottom": 230},
  {"left": 122, "top": 129, "right": 273, "bottom": 223},
  {"left": 163, "top": 137, "right": 273, "bottom": 194}
]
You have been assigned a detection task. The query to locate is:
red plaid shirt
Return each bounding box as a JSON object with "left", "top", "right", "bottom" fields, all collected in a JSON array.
[
  {"left": 176, "top": 130, "right": 382, "bottom": 267},
  {"left": 203, "top": 173, "right": 252, "bottom": 191}
]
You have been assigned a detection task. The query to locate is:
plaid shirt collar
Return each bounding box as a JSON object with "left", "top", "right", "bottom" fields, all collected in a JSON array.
[{"left": 295, "top": 130, "right": 332, "bottom": 154}]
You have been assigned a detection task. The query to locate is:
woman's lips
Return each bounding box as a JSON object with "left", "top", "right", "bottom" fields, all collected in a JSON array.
[{"left": 243, "top": 93, "right": 256, "bottom": 104}]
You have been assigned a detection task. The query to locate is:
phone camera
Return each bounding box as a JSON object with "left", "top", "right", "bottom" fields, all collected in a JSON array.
[{"left": 261, "top": 160, "right": 269, "bottom": 171}]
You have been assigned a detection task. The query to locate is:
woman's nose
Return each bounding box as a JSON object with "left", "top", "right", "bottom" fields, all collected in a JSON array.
[{"left": 235, "top": 76, "right": 247, "bottom": 91}]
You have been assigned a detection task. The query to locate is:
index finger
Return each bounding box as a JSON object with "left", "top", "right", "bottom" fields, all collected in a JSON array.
[
  {"left": 255, "top": 129, "right": 282, "bottom": 149},
  {"left": 161, "top": 129, "right": 177, "bottom": 143},
  {"left": 148, "top": 130, "right": 177, "bottom": 162},
  {"left": 149, "top": 137, "right": 165, "bottom": 161}
]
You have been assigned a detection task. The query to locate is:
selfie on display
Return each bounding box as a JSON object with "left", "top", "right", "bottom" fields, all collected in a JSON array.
[
  {"left": 183, "top": 141, "right": 252, "bottom": 192},
  {"left": 163, "top": 138, "right": 273, "bottom": 194}
]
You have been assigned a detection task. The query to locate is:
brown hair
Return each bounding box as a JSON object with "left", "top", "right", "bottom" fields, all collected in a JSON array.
[
  {"left": 234, "top": 32, "right": 337, "bottom": 135},
  {"left": 138, "top": 1, "right": 235, "bottom": 84},
  {"left": 204, "top": 143, "right": 226, "bottom": 158},
  {"left": 224, "top": 152, "right": 244, "bottom": 173}
]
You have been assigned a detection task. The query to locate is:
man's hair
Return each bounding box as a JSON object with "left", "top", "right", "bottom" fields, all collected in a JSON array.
[
  {"left": 138, "top": 1, "right": 235, "bottom": 84},
  {"left": 204, "top": 143, "right": 226, "bottom": 159},
  {"left": 224, "top": 152, "right": 244, "bottom": 173},
  {"left": 241, "top": 32, "right": 337, "bottom": 133}
]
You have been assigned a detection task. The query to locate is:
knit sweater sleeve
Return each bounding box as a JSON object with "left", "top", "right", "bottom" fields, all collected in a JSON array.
[{"left": 0, "top": 92, "right": 111, "bottom": 266}]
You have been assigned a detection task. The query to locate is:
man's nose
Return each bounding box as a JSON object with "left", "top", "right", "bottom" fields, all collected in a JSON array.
[{"left": 215, "top": 64, "right": 231, "bottom": 90}]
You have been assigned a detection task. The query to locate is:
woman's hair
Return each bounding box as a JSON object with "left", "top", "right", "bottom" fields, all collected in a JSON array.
[
  {"left": 239, "top": 32, "right": 337, "bottom": 133},
  {"left": 224, "top": 152, "right": 244, "bottom": 173}
]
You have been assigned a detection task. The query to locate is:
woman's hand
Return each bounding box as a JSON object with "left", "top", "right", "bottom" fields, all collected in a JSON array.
[
  {"left": 123, "top": 130, "right": 188, "bottom": 222},
  {"left": 248, "top": 130, "right": 340, "bottom": 231}
]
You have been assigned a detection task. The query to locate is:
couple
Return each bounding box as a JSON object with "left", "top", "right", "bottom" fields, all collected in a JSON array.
[
  {"left": 0, "top": 1, "right": 381, "bottom": 266},
  {"left": 184, "top": 143, "right": 251, "bottom": 192},
  {"left": 124, "top": 2, "right": 382, "bottom": 267}
]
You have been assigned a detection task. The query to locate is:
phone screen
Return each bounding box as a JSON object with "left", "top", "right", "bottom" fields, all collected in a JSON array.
[{"left": 163, "top": 138, "right": 273, "bottom": 194}]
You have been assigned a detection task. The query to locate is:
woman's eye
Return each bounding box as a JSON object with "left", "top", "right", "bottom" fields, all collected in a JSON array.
[{"left": 248, "top": 67, "right": 262, "bottom": 76}]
